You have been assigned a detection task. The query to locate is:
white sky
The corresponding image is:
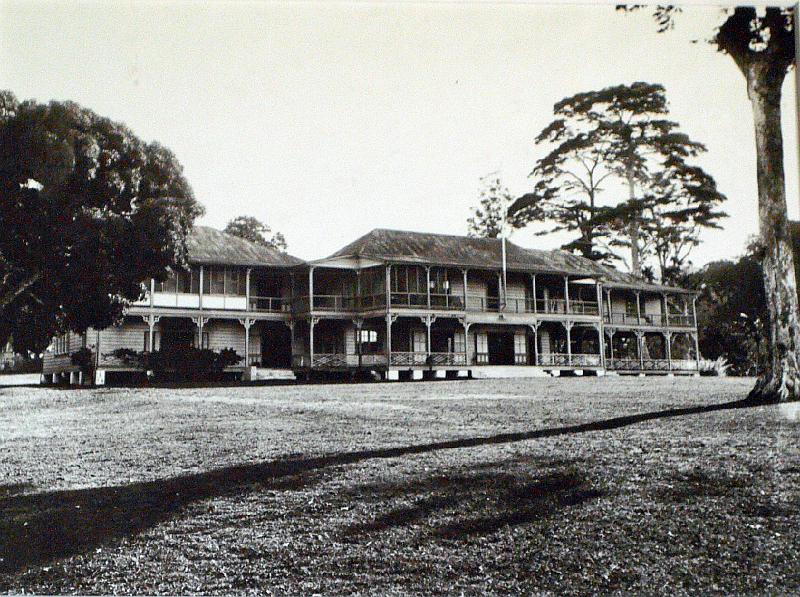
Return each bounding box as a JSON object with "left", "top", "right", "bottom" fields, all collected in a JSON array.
[{"left": 1, "top": 1, "right": 798, "bottom": 270}]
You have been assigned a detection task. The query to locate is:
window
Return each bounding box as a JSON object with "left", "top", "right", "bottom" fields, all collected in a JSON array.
[
  {"left": 453, "top": 331, "right": 466, "bottom": 353},
  {"left": 392, "top": 266, "right": 425, "bottom": 293},
  {"left": 193, "top": 332, "right": 210, "bottom": 349},
  {"left": 430, "top": 269, "right": 450, "bottom": 294},
  {"left": 359, "top": 330, "right": 378, "bottom": 343},
  {"left": 225, "top": 268, "right": 247, "bottom": 296},
  {"left": 412, "top": 330, "right": 426, "bottom": 353},
  {"left": 53, "top": 334, "right": 70, "bottom": 355},
  {"left": 203, "top": 267, "right": 225, "bottom": 295},
  {"left": 143, "top": 331, "right": 161, "bottom": 352},
  {"left": 514, "top": 333, "right": 527, "bottom": 356}
]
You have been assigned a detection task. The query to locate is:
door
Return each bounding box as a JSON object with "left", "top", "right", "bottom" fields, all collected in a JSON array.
[{"left": 487, "top": 332, "right": 515, "bottom": 365}]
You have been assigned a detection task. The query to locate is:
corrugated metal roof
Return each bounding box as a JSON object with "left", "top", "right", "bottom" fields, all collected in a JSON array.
[
  {"left": 328, "top": 228, "right": 691, "bottom": 293},
  {"left": 187, "top": 226, "right": 304, "bottom": 268}
]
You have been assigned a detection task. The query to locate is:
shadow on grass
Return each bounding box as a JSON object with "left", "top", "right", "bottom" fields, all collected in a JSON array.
[
  {"left": 344, "top": 466, "right": 602, "bottom": 539},
  {"left": 0, "top": 395, "right": 753, "bottom": 576}
]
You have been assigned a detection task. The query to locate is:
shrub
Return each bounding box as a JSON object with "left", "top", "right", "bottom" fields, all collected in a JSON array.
[
  {"left": 106, "top": 346, "right": 241, "bottom": 382},
  {"left": 70, "top": 347, "right": 94, "bottom": 373}
]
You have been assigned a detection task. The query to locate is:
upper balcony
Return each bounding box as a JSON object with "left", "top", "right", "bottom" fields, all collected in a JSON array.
[
  {"left": 130, "top": 265, "right": 292, "bottom": 315},
  {"left": 604, "top": 311, "right": 695, "bottom": 328}
]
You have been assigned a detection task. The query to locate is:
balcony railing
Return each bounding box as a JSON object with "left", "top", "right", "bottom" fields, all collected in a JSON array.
[
  {"left": 248, "top": 296, "right": 287, "bottom": 312},
  {"left": 391, "top": 292, "right": 465, "bottom": 310},
  {"left": 606, "top": 358, "right": 698, "bottom": 371},
  {"left": 536, "top": 353, "right": 602, "bottom": 367},
  {"left": 390, "top": 352, "right": 428, "bottom": 366},
  {"left": 604, "top": 312, "right": 696, "bottom": 328}
]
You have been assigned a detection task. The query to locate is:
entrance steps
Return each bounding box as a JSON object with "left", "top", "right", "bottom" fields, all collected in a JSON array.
[
  {"left": 245, "top": 367, "right": 296, "bottom": 381},
  {"left": 470, "top": 366, "right": 550, "bottom": 379}
]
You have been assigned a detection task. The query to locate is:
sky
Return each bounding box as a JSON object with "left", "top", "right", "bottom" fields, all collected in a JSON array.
[{"left": 1, "top": 0, "right": 798, "bottom": 270}]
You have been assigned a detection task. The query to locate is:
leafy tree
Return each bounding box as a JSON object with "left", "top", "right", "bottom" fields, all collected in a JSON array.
[
  {"left": 0, "top": 91, "right": 203, "bottom": 354},
  {"left": 224, "top": 215, "right": 287, "bottom": 251},
  {"left": 640, "top": 158, "right": 727, "bottom": 282},
  {"left": 467, "top": 175, "right": 517, "bottom": 238},
  {"left": 689, "top": 255, "right": 768, "bottom": 376},
  {"left": 627, "top": 6, "right": 798, "bottom": 401},
  {"left": 509, "top": 101, "right": 618, "bottom": 261},
  {"left": 511, "top": 83, "right": 724, "bottom": 275}
]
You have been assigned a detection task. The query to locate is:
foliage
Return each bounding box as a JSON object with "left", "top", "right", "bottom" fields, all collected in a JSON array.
[
  {"left": 108, "top": 346, "right": 241, "bottom": 382},
  {"left": 467, "top": 175, "right": 518, "bottom": 238},
  {"left": 70, "top": 347, "right": 94, "bottom": 373},
  {"left": 0, "top": 91, "right": 204, "bottom": 355},
  {"left": 687, "top": 244, "right": 776, "bottom": 376},
  {"left": 510, "top": 82, "right": 725, "bottom": 276},
  {"left": 224, "top": 215, "right": 287, "bottom": 251}
]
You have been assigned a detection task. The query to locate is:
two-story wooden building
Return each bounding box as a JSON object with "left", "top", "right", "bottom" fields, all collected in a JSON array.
[{"left": 43, "top": 227, "right": 701, "bottom": 384}]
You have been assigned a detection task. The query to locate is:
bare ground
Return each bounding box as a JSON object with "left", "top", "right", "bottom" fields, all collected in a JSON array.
[{"left": 0, "top": 376, "right": 798, "bottom": 595}]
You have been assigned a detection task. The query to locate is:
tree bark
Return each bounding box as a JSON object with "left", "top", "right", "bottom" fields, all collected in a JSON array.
[
  {"left": 746, "top": 60, "right": 800, "bottom": 403},
  {"left": 625, "top": 168, "right": 641, "bottom": 276}
]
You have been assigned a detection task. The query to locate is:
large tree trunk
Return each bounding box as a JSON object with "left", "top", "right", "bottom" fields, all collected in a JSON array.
[
  {"left": 625, "top": 169, "right": 641, "bottom": 275},
  {"left": 746, "top": 61, "right": 800, "bottom": 403}
]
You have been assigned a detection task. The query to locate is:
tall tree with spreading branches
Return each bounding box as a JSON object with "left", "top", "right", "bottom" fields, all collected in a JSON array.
[
  {"left": 0, "top": 91, "right": 203, "bottom": 354},
  {"left": 509, "top": 114, "right": 617, "bottom": 261},
  {"left": 624, "top": 6, "right": 798, "bottom": 402},
  {"left": 510, "top": 82, "right": 725, "bottom": 276},
  {"left": 224, "top": 215, "right": 287, "bottom": 251}
]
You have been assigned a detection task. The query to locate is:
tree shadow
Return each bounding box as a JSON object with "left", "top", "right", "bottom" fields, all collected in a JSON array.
[
  {"left": 343, "top": 463, "right": 602, "bottom": 539},
  {"left": 0, "top": 395, "right": 752, "bottom": 576}
]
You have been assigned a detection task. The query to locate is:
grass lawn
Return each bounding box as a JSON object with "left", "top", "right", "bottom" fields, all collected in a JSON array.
[{"left": 0, "top": 377, "right": 798, "bottom": 595}]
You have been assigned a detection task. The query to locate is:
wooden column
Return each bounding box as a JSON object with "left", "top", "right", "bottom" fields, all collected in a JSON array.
[
  {"left": 635, "top": 291, "right": 642, "bottom": 325},
  {"left": 354, "top": 318, "right": 363, "bottom": 368},
  {"left": 662, "top": 293, "right": 669, "bottom": 327},
  {"left": 597, "top": 324, "right": 605, "bottom": 370},
  {"left": 636, "top": 330, "right": 645, "bottom": 370},
  {"left": 425, "top": 315, "right": 432, "bottom": 357},
  {"left": 309, "top": 316, "right": 317, "bottom": 367},
  {"left": 308, "top": 266, "right": 315, "bottom": 312},
  {"left": 462, "top": 269, "right": 468, "bottom": 311},
  {"left": 530, "top": 323, "right": 539, "bottom": 366},
  {"left": 564, "top": 321, "right": 573, "bottom": 365},
  {"left": 386, "top": 313, "right": 393, "bottom": 366},
  {"left": 463, "top": 319, "right": 472, "bottom": 365},
  {"left": 426, "top": 266, "right": 431, "bottom": 309},
  {"left": 531, "top": 273, "right": 537, "bottom": 313},
  {"left": 664, "top": 331, "right": 672, "bottom": 371},
  {"left": 693, "top": 332, "right": 701, "bottom": 372},
  {"left": 149, "top": 278, "right": 155, "bottom": 308},
  {"left": 385, "top": 265, "right": 391, "bottom": 310},
  {"left": 199, "top": 266, "right": 204, "bottom": 310},
  {"left": 245, "top": 268, "right": 252, "bottom": 312},
  {"left": 239, "top": 318, "right": 253, "bottom": 367},
  {"left": 564, "top": 276, "right": 570, "bottom": 314},
  {"left": 691, "top": 295, "right": 698, "bottom": 327},
  {"left": 606, "top": 288, "right": 612, "bottom": 321}
]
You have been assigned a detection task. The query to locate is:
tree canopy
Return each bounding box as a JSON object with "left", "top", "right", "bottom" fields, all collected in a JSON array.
[
  {"left": 223, "top": 215, "right": 287, "bottom": 251},
  {"left": 510, "top": 82, "right": 725, "bottom": 279},
  {"left": 0, "top": 91, "right": 203, "bottom": 354}
]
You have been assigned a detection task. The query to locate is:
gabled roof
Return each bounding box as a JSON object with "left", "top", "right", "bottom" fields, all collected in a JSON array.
[
  {"left": 187, "top": 226, "right": 304, "bottom": 268},
  {"left": 327, "top": 228, "right": 692, "bottom": 293}
]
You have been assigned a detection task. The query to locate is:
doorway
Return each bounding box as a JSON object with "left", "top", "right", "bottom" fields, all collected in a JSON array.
[
  {"left": 487, "top": 332, "right": 515, "bottom": 365},
  {"left": 260, "top": 322, "right": 292, "bottom": 368}
]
